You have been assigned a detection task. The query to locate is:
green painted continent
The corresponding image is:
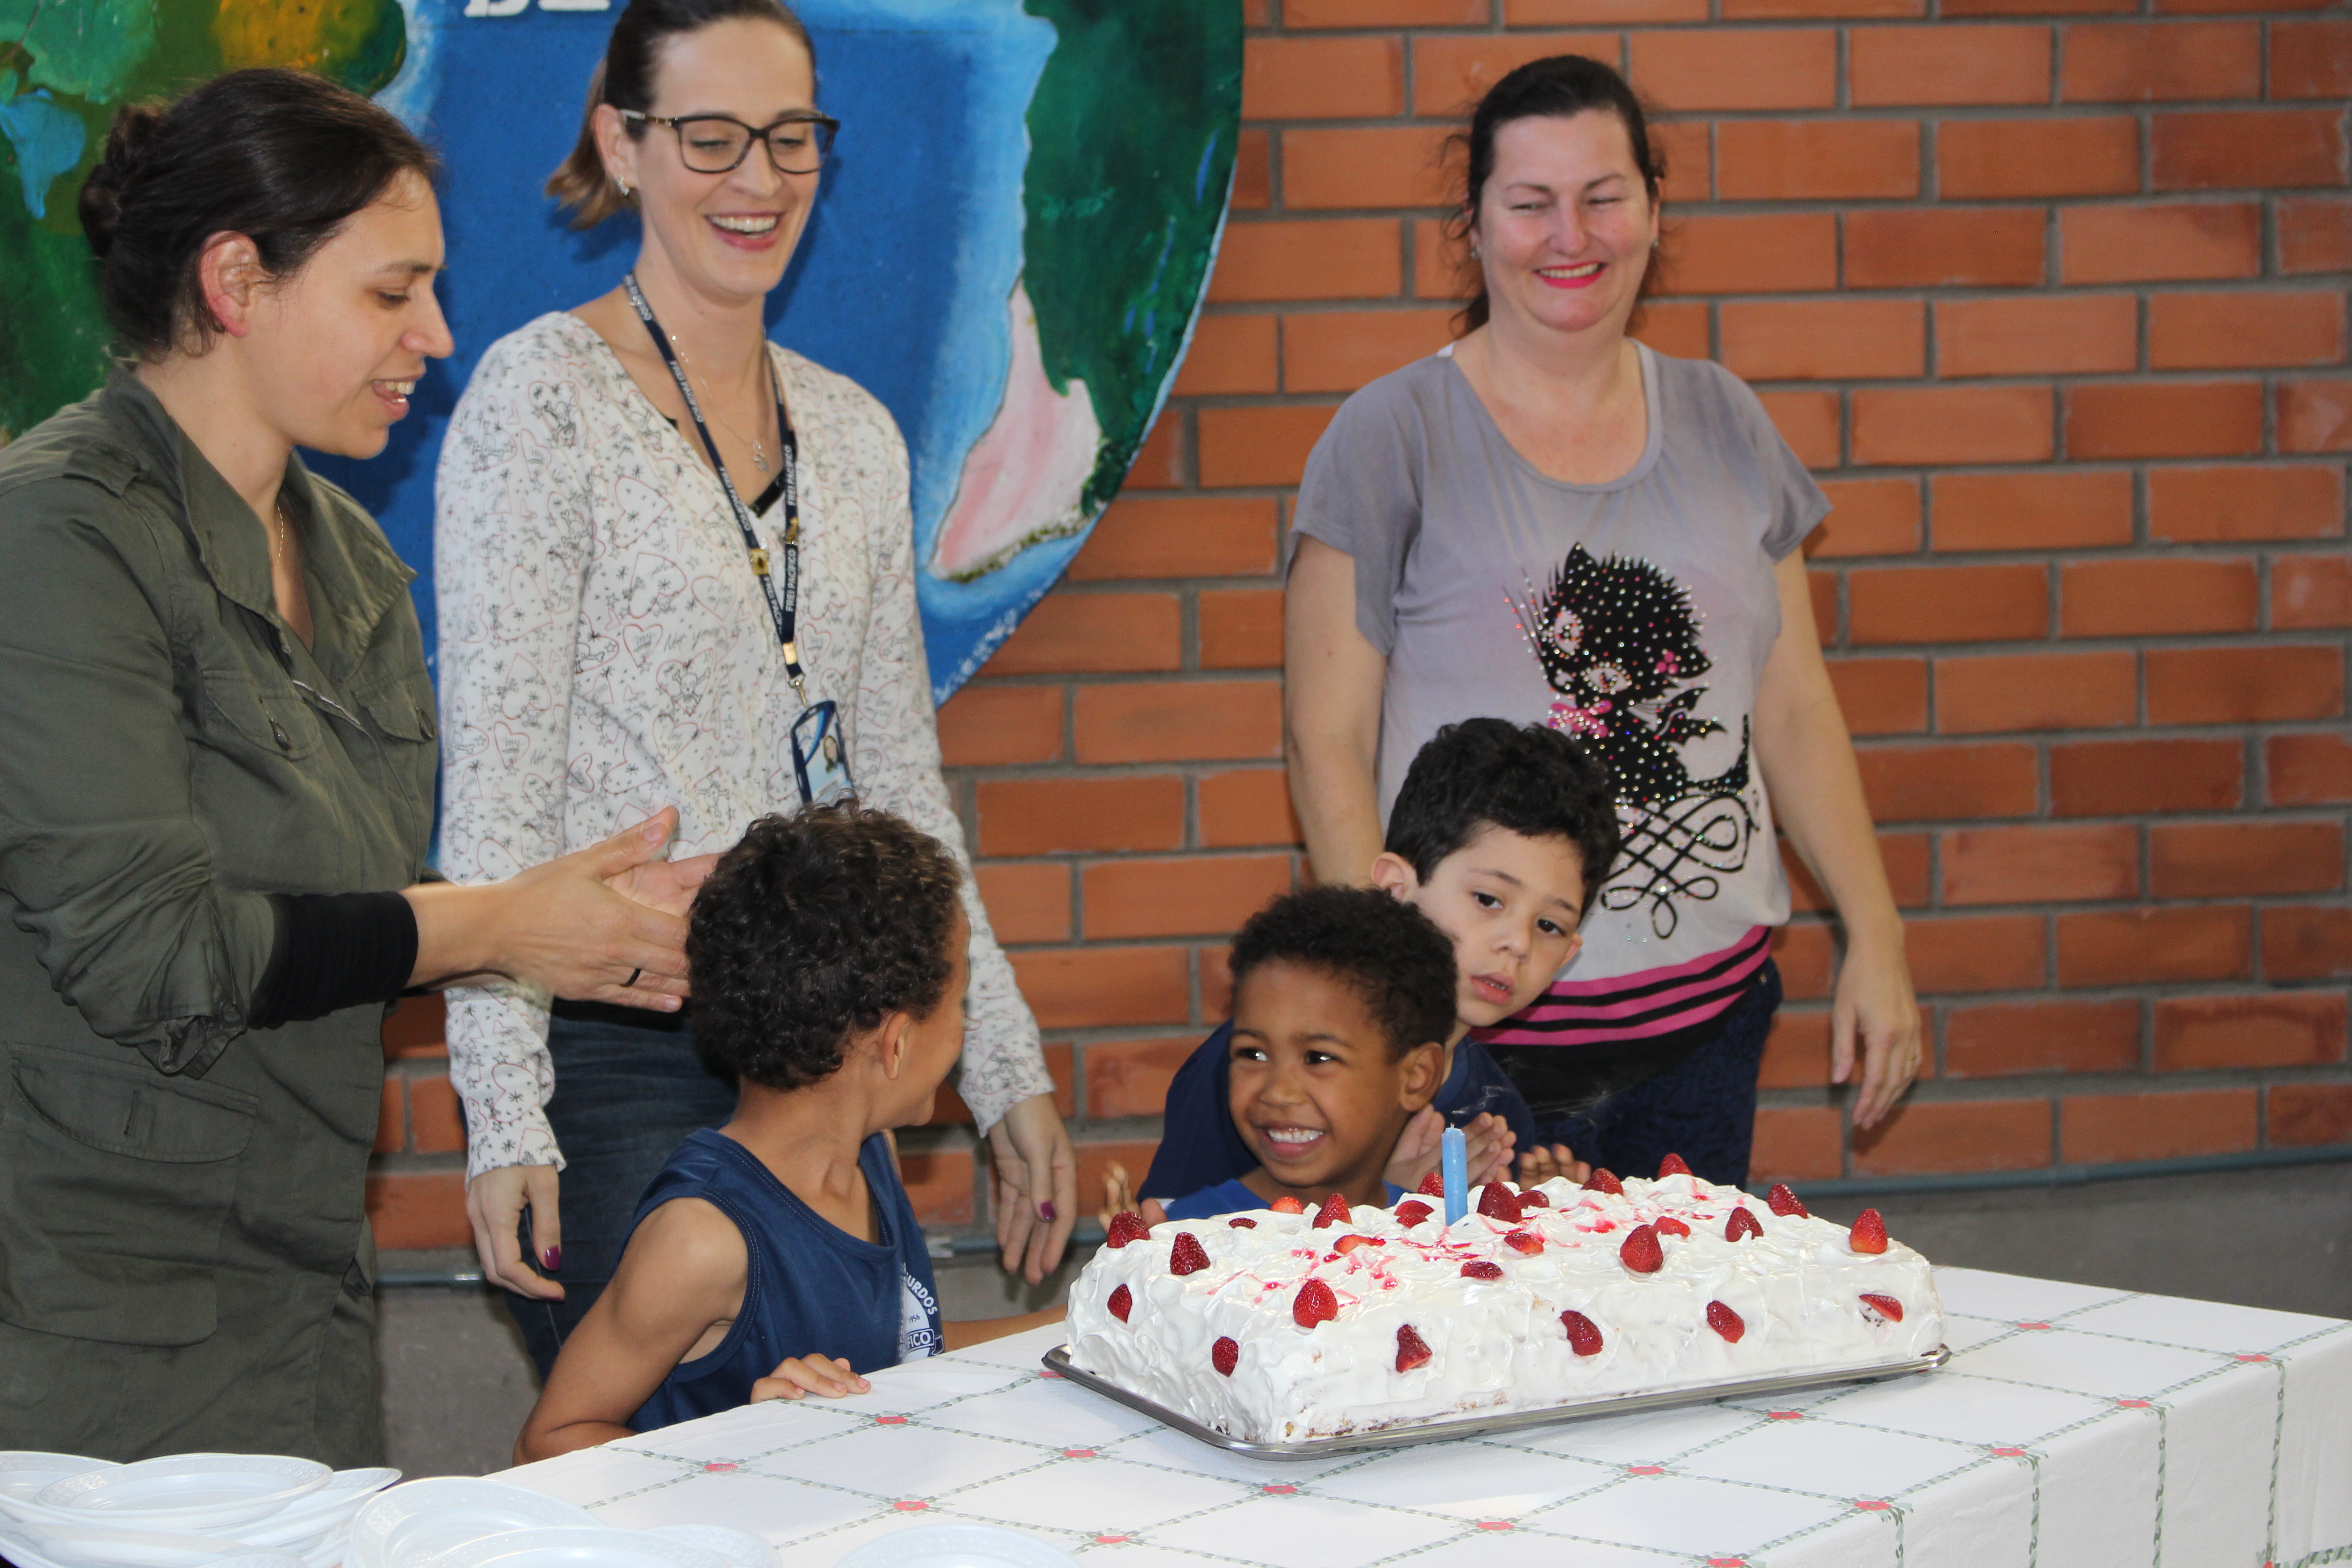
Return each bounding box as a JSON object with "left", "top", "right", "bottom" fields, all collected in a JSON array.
[
  {"left": 0, "top": 0, "right": 407, "bottom": 442},
  {"left": 1019, "top": 0, "right": 1242, "bottom": 513}
]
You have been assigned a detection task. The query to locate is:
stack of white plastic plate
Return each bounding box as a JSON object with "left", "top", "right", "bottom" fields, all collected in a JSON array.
[
  {"left": 634, "top": 1528, "right": 766, "bottom": 1568},
  {"left": 344, "top": 1480, "right": 595, "bottom": 1568},
  {"left": 831, "top": 1527, "right": 1080, "bottom": 1568},
  {"left": 347, "top": 1481, "right": 773, "bottom": 1568},
  {"left": 0, "top": 1456, "right": 122, "bottom": 1508},
  {"left": 0, "top": 1465, "right": 784, "bottom": 1568},
  {"left": 0, "top": 1454, "right": 399, "bottom": 1568},
  {"left": 423, "top": 1529, "right": 725, "bottom": 1568}
]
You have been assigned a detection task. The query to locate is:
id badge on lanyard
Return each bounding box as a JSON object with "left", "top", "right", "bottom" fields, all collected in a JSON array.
[
  {"left": 791, "top": 700, "right": 854, "bottom": 807},
  {"left": 627, "top": 272, "right": 856, "bottom": 810}
]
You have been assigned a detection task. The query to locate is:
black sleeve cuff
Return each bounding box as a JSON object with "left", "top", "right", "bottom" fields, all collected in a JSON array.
[{"left": 251, "top": 891, "right": 420, "bottom": 1029}]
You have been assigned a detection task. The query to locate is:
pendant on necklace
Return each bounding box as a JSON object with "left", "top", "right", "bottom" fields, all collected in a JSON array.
[{"left": 754, "top": 444, "right": 769, "bottom": 472}]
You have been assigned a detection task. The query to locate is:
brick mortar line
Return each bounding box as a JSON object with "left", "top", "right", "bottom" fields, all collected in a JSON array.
[
  {"left": 1249, "top": 20, "right": 2331, "bottom": 38},
  {"left": 1224, "top": 193, "right": 2352, "bottom": 215},
  {"left": 960, "top": 724, "right": 2352, "bottom": 747},
  {"left": 1753, "top": 975, "right": 2352, "bottom": 1005},
  {"left": 979, "top": 940, "right": 2304, "bottom": 966},
  {"left": 1054, "top": 543, "right": 2352, "bottom": 566},
  {"left": 1169, "top": 380, "right": 2351, "bottom": 405},
  {"left": 1213, "top": 208, "right": 2351, "bottom": 233},
  {"left": 1785, "top": 894, "right": 2348, "bottom": 913},
  {"left": 1764, "top": 1060, "right": 2352, "bottom": 1097},
  {"left": 1150, "top": 385, "right": 2352, "bottom": 412},
  {"left": 968, "top": 851, "right": 2351, "bottom": 885},
  {"left": 1197, "top": 286, "right": 2352, "bottom": 314},
  {"left": 1243, "top": 105, "right": 2352, "bottom": 134},
  {"left": 1058, "top": 536, "right": 2352, "bottom": 562},
  {"left": 963, "top": 835, "right": 2341, "bottom": 859},
  {"left": 366, "top": 1151, "right": 466, "bottom": 1174}
]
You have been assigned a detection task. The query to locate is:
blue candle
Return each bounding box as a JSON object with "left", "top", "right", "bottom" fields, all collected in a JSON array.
[{"left": 1440, "top": 1126, "right": 1468, "bottom": 1225}]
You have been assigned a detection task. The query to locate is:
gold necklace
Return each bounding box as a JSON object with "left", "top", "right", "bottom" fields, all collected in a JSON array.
[
  {"left": 270, "top": 494, "right": 290, "bottom": 566},
  {"left": 672, "top": 335, "right": 772, "bottom": 473}
]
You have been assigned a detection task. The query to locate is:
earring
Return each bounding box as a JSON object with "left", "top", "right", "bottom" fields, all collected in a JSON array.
[
  {"left": 1469, "top": 241, "right": 1480, "bottom": 259},
  {"left": 617, "top": 178, "right": 631, "bottom": 196}
]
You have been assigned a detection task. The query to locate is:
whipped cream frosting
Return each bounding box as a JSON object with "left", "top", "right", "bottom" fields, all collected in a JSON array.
[{"left": 1067, "top": 1175, "right": 1942, "bottom": 1444}]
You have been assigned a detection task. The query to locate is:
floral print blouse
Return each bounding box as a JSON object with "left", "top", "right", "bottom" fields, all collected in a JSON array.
[{"left": 434, "top": 312, "right": 1049, "bottom": 1177}]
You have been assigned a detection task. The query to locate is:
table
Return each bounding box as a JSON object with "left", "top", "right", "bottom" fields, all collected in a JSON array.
[{"left": 503, "top": 1269, "right": 2352, "bottom": 1568}]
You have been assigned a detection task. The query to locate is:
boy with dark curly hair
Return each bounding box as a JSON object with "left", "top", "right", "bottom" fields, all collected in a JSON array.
[
  {"left": 516, "top": 806, "right": 1062, "bottom": 1458},
  {"left": 1147, "top": 886, "right": 1461, "bottom": 1220},
  {"left": 1135, "top": 719, "right": 1618, "bottom": 1212}
]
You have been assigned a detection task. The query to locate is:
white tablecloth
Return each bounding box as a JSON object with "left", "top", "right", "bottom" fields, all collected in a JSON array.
[{"left": 502, "top": 1268, "right": 2352, "bottom": 1568}]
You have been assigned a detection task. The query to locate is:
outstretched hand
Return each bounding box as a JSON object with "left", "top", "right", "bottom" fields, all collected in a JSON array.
[
  {"left": 1098, "top": 1162, "right": 1167, "bottom": 1231},
  {"left": 413, "top": 807, "right": 707, "bottom": 1011},
  {"left": 606, "top": 845, "right": 719, "bottom": 921},
  {"left": 549, "top": 807, "right": 698, "bottom": 1008},
  {"left": 1516, "top": 1142, "right": 1590, "bottom": 1186},
  {"left": 1382, "top": 1106, "right": 1443, "bottom": 1192},
  {"left": 1462, "top": 1113, "right": 1518, "bottom": 1188},
  {"left": 1385, "top": 1109, "right": 1518, "bottom": 1193}
]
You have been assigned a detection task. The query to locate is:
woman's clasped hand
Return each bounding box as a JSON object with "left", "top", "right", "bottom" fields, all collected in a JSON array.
[{"left": 405, "top": 808, "right": 717, "bottom": 1008}]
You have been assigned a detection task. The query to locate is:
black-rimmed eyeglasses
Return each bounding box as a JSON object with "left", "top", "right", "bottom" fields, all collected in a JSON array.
[{"left": 618, "top": 109, "right": 839, "bottom": 175}]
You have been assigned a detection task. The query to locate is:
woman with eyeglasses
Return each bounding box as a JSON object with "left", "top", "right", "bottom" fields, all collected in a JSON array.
[{"left": 434, "top": 0, "right": 1077, "bottom": 1376}]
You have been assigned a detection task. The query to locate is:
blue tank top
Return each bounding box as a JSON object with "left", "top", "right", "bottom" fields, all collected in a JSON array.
[{"left": 628, "top": 1128, "right": 941, "bottom": 1433}]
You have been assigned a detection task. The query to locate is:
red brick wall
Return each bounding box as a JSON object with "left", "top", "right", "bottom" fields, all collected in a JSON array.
[{"left": 366, "top": 0, "right": 2351, "bottom": 1250}]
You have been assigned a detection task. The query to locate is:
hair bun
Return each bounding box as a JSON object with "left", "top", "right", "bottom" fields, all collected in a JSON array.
[{"left": 78, "top": 101, "right": 166, "bottom": 259}]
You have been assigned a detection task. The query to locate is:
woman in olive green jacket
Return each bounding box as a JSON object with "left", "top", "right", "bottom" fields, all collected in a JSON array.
[{"left": 0, "top": 71, "right": 707, "bottom": 1465}]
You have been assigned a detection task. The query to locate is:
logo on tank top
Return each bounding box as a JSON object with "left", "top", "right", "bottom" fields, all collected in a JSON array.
[
  {"left": 1509, "top": 544, "right": 1757, "bottom": 940},
  {"left": 898, "top": 1271, "right": 940, "bottom": 1361}
]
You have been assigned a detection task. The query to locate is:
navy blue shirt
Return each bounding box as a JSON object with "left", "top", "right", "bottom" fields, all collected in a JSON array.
[
  {"left": 1162, "top": 1177, "right": 1406, "bottom": 1221},
  {"left": 1139, "top": 1024, "right": 1537, "bottom": 1201},
  {"left": 628, "top": 1129, "right": 941, "bottom": 1433}
]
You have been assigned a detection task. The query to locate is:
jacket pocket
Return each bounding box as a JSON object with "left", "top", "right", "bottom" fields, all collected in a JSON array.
[
  {"left": 354, "top": 678, "right": 439, "bottom": 852},
  {"left": 357, "top": 682, "right": 436, "bottom": 745},
  {"left": 0, "top": 1047, "right": 257, "bottom": 1346},
  {"left": 201, "top": 670, "right": 324, "bottom": 762}
]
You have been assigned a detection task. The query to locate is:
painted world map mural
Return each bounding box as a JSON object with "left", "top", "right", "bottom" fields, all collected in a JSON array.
[{"left": 0, "top": 0, "right": 1242, "bottom": 701}]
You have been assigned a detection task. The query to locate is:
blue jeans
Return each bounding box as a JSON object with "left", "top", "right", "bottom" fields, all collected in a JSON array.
[
  {"left": 1532, "top": 959, "right": 1782, "bottom": 1190},
  {"left": 504, "top": 1009, "right": 735, "bottom": 1380}
]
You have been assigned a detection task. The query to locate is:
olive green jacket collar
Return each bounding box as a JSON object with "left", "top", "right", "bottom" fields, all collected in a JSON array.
[{"left": 96, "top": 368, "right": 416, "bottom": 686}]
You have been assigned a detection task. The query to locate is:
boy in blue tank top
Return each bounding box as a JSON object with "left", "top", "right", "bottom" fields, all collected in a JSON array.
[{"left": 517, "top": 806, "right": 1064, "bottom": 1459}]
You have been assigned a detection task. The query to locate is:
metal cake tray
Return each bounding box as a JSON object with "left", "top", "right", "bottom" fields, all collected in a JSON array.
[{"left": 1042, "top": 1342, "right": 1951, "bottom": 1461}]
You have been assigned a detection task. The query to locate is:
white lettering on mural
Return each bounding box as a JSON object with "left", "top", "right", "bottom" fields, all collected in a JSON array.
[{"left": 464, "top": 0, "right": 609, "bottom": 14}]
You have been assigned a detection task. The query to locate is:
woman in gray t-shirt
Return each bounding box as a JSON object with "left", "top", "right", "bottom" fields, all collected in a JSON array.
[{"left": 1284, "top": 55, "right": 1920, "bottom": 1185}]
